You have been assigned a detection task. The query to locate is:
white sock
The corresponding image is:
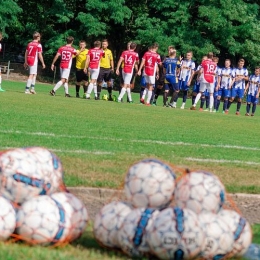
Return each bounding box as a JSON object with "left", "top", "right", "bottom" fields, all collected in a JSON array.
[
  {"left": 210, "top": 95, "right": 214, "bottom": 110},
  {"left": 64, "top": 83, "right": 69, "bottom": 94},
  {"left": 87, "top": 83, "right": 94, "bottom": 95},
  {"left": 182, "top": 102, "right": 185, "bottom": 107},
  {"left": 93, "top": 83, "right": 97, "bottom": 97},
  {"left": 147, "top": 90, "right": 153, "bottom": 104},
  {"left": 126, "top": 88, "right": 132, "bottom": 102},
  {"left": 26, "top": 79, "right": 33, "bottom": 89},
  {"left": 194, "top": 93, "right": 202, "bottom": 106},
  {"left": 142, "top": 88, "right": 147, "bottom": 99},
  {"left": 32, "top": 76, "right": 36, "bottom": 86},
  {"left": 0, "top": 75, "right": 2, "bottom": 85},
  {"left": 53, "top": 81, "right": 63, "bottom": 92},
  {"left": 118, "top": 88, "right": 126, "bottom": 100}
]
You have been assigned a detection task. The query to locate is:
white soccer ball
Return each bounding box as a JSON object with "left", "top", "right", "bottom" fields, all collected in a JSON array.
[
  {"left": 50, "top": 192, "right": 88, "bottom": 242},
  {"left": 124, "top": 158, "right": 176, "bottom": 209},
  {"left": 147, "top": 207, "right": 204, "bottom": 259},
  {"left": 0, "top": 196, "right": 16, "bottom": 241},
  {"left": 118, "top": 207, "right": 159, "bottom": 258},
  {"left": 199, "top": 212, "right": 234, "bottom": 259},
  {"left": 93, "top": 201, "right": 132, "bottom": 248},
  {"left": 174, "top": 171, "right": 226, "bottom": 214},
  {"left": 0, "top": 147, "right": 64, "bottom": 204},
  {"left": 16, "top": 195, "right": 72, "bottom": 245},
  {"left": 218, "top": 209, "right": 252, "bottom": 257}
]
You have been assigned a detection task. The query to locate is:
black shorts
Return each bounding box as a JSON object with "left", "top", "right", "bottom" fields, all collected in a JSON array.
[
  {"left": 98, "top": 68, "right": 112, "bottom": 82},
  {"left": 119, "top": 68, "right": 136, "bottom": 85},
  {"left": 76, "top": 69, "right": 88, "bottom": 82}
]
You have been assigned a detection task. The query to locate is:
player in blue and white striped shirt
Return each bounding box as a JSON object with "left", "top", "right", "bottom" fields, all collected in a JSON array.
[
  {"left": 227, "top": 59, "right": 248, "bottom": 115},
  {"left": 216, "top": 59, "right": 233, "bottom": 113},
  {"left": 244, "top": 67, "right": 260, "bottom": 116}
]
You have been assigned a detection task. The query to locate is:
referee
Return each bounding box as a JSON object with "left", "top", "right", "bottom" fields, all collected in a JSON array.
[
  {"left": 97, "top": 39, "right": 114, "bottom": 100},
  {"left": 75, "top": 40, "right": 89, "bottom": 98}
]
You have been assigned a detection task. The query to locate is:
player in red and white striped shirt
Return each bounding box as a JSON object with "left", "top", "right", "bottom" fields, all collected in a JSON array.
[
  {"left": 137, "top": 43, "right": 161, "bottom": 105},
  {"left": 24, "top": 31, "right": 45, "bottom": 94},
  {"left": 84, "top": 41, "right": 105, "bottom": 99},
  {"left": 50, "top": 36, "right": 77, "bottom": 97},
  {"left": 116, "top": 42, "right": 139, "bottom": 102}
]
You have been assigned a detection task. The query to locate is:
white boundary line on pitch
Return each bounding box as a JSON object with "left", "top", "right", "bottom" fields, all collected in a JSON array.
[
  {"left": 0, "top": 146, "right": 114, "bottom": 155},
  {"left": 1, "top": 129, "right": 260, "bottom": 151},
  {"left": 186, "top": 157, "right": 260, "bottom": 166}
]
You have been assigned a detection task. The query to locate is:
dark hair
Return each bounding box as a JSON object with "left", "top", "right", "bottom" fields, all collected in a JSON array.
[
  {"left": 129, "top": 42, "right": 137, "bottom": 50},
  {"left": 66, "top": 36, "right": 74, "bottom": 44}
]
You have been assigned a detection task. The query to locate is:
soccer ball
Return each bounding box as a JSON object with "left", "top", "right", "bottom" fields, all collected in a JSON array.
[
  {"left": 199, "top": 212, "right": 234, "bottom": 259},
  {"left": 16, "top": 195, "right": 72, "bottom": 245},
  {"left": 218, "top": 209, "right": 252, "bottom": 257},
  {"left": 147, "top": 207, "right": 205, "bottom": 259},
  {"left": 102, "top": 94, "right": 108, "bottom": 101},
  {"left": 0, "top": 147, "right": 64, "bottom": 204},
  {"left": 94, "top": 201, "right": 132, "bottom": 248},
  {"left": 174, "top": 171, "right": 226, "bottom": 214},
  {"left": 124, "top": 158, "right": 176, "bottom": 209},
  {"left": 118, "top": 207, "right": 160, "bottom": 258},
  {"left": 0, "top": 196, "right": 16, "bottom": 241},
  {"left": 50, "top": 192, "right": 88, "bottom": 242}
]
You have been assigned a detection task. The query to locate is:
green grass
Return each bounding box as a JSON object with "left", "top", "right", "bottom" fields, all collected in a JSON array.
[
  {"left": 0, "top": 79, "right": 260, "bottom": 258},
  {"left": 1, "top": 80, "right": 260, "bottom": 193}
]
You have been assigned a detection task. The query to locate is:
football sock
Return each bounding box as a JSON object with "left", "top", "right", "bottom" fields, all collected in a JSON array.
[
  {"left": 183, "top": 90, "right": 188, "bottom": 103},
  {"left": 107, "top": 86, "right": 112, "bottom": 95},
  {"left": 94, "top": 83, "right": 97, "bottom": 97},
  {"left": 150, "top": 91, "right": 155, "bottom": 104},
  {"left": 0, "top": 75, "right": 2, "bottom": 85},
  {"left": 192, "top": 95, "right": 196, "bottom": 105},
  {"left": 64, "top": 83, "right": 69, "bottom": 94},
  {"left": 76, "top": 84, "right": 80, "bottom": 94},
  {"left": 140, "top": 87, "right": 144, "bottom": 99},
  {"left": 199, "top": 96, "right": 205, "bottom": 108},
  {"left": 126, "top": 88, "right": 132, "bottom": 102},
  {"left": 142, "top": 88, "right": 147, "bottom": 100},
  {"left": 83, "top": 84, "right": 88, "bottom": 93},
  {"left": 31, "top": 85, "right": 35, "bottom": 90},
  {"left": 206, "top": 96, "right": 210, "bottom": 108},
  {"left": 118, "top": 87, "right": 126, "bottom": 101},
  {"left": 227, "top": 100, "right": 232, "bottom": 109},
  {"left": 246, "top": 103, "right": 251, "bottom": 113},
  {"left": 87, "top": 83, "right": 94, "bottom": 95},
  {"left": 163, "top": 92, "right": 168, "bottom": 105},
  {"left": 214, "top": 97, "right": 218, "bottom": 109},
  {"left": 194, "top": 93, "right": 202, "bottom": 106},
  {"left": 32, "top": 76, "right": 36, "bottom": 86},
  {"left": 147, "top": 90, "right": 153, "bottom": 104},
  {"left": 154, "top": 88, "right": 161, "bottom": 101},
  {"left": 252, "top": 104, "right": 256, "bottom": 114},
  {"left": 53, "top": 80, "right": 63, "bottom": 92},
  {"left": 97, "top": 85, "right": 102, "bottom": 98},
  {"left": 119, "top": 86, "right": 122, "bottom": 95},
  {"left": 223, "top": 99, "right": 228, "bottom": 111},
  {"left": 237, "top": 101, "right": 241, "bottom": 111},
  {"left": 216, "top": 99, "right": 221, "bottom": 110},
  {"left": 26, "top": 79, "right": 33, "bottom": 90},
  {"left": 209, "top": 95, "right": 214, "bottom": 110}
]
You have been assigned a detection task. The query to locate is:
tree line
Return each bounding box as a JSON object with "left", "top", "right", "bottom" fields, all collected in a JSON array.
[{"left": 0, "top": 0, "right": 260, "bottom": 70}]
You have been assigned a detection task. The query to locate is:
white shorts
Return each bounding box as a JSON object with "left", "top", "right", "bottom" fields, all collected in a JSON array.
[
  {"left": 144, "top": 75, "right": 156, "bottom": 85},
  {"left": 122, "top": 72, "right": 133, "bottom": 85},
  {"left": 89, "top": 68, "right": 100, "bottom": 80},
  {"left": 29, "top": 64, "right": 38, "bottom": 75},
  {"left": 200, "top": 82, "right": 214, "bottom": 94},
  {"left": 60, "top": 68, "right": 71, "bottom": 80}
]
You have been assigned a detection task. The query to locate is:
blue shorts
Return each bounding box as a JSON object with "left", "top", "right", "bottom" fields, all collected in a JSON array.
[
  {"left": 247, "top": 95, "right": 259, "bottom": 104},
  {"left": 214, "top": 87, "right": 218, "bottom": 97},
  {"left": 231, "top": 88, "right": 244, "bottom": 99},
  {"left": 178, "top": 80, "right": 189, "bottom": 91},
  {"left": 218, "top": 88, "right": 230, "bottom": 98},
  {"left": 140, "top": 76, "right": 146, "bottom": 87},
  {"left": 164, "top": 83, "right": 179, "bottom": 91},
  {"left": 204, "top": 89, "right": 209, "bottom": 97},
  {"left": 193, "top": 83, "right": 200, "bottom": 93}
]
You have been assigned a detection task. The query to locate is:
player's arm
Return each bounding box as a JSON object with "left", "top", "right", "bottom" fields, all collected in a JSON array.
[
  {"left": 244, "top": 81, "right": 249, "bottom": 95},
  {"left": 156, "top": 65, "right": 159, "bottom": 80},
  {"left": 256, "top": 85, "right": 260, "bottom": 98},
  {"left": 84, "top": 55, "right": 90, "bottom": 73},
  {"left": 187, "top": 70, "right": 195, "bottom": 86},
  {"left": 38, "top": 52, "right": 45, "bottom": 69},
  {"left": 137, "top": 59, "right": 145, "bottom": 76},
  {"left": 24, "top": 50, "right": 28, "bottom": 68},
  {"left": 51, "top": 53, "right": 60, "bottom": 71},
  {"left": 110, "top": 52, "right": 114, "bottom": 72},
  {"left": 116, "top": 57, "right": 124, "bottom": 76},
  {"left": 229, "top": 77, "right": 235, "bottom": 89}
]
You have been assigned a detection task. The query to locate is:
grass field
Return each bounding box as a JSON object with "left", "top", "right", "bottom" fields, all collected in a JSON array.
[{"left": 0, "top": 79, "right": 260, "bottom": 259}]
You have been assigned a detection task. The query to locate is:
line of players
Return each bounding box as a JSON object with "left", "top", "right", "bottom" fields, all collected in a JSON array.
[{"left": 21, "top": 32, "right": 259, "bottom": 116}]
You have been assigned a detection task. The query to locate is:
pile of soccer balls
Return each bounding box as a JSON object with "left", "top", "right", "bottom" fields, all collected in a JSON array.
[
  {"left": 0, "top": 147, "right": 88, "bottom": 245},
  {"left": 94, "top": 158, "right": 252, "bottom": 259}
]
